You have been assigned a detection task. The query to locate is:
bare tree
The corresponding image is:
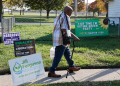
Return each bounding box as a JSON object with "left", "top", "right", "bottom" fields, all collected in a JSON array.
[{"left": 0, "top": 0, "right": 2, "bottom": 22}]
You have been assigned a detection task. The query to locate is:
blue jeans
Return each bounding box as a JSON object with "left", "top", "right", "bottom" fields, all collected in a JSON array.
[{"left": 49, "top": 45, "right": 74, "bottom": 73}]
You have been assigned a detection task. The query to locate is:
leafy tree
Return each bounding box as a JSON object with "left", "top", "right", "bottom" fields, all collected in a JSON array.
[
  {"left": 4, "top": 0, "right": 25, "bottom": 15},
  {"left": 24, "top": 0, "right": 67, "bottom": 18},
  {"left": 24, "top": 0, "right": 43, "bottom": 10},
  {"left": 88, "top": 0, "right": 107, "bottom": 16},
  {"left": 16, "top": 0, "right": 25, "bottom": 15},
  {"left": 24, "top": 0, "right": 44, "bottom": 17},
  {"left": 44, "top": 0, "right": 66, "bottom": 18},
  {"left": 68, "top": 0, "right": 85, "bottom": 12},
  {"left": 52, "top": 0, "right": 66, "bottom": 16},
  {"left": 88, "top": 1, "right": 99, "bottom": 16},
  {"left": 96, "top": 0, "right": 107, "bottom": 16},
  {"left": 4, "top": 0, "right": 14, "bottom": 14},
  {"left": 102, "top": 0, "right": 108, "bottom": 17}
]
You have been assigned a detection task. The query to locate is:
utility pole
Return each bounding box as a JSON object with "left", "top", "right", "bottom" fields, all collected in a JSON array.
[
  {"left": 86, "top": 0, "right": 88, "bottom": 18},
  {"left": 75, "top": 0, "right": 77, "bottom": 18},
  {"left": 0, "top": 0, "right": 2, "bottom": 22},
  {"left": 0, "top": 0, "right": 4, "bottom": 42}
]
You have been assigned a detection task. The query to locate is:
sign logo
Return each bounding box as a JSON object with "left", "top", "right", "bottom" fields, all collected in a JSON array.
[
  {"left": 12, "top": 59, "right": 41, "bottom": 75},
  {"left": 13, "top": 62, "right": 22, "bottom": 74},
  {"left": 8, "top": 53, "right": 45, "bottom": 86}
]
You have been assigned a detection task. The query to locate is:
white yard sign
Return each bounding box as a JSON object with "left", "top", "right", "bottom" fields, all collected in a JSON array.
[{"left": 8, "top": 53, "right": 45, "bottom": 86}]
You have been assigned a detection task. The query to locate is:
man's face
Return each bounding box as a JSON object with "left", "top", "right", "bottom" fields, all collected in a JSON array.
[{"left": 67, "top": 10, "right": 72, "bottom": 17}]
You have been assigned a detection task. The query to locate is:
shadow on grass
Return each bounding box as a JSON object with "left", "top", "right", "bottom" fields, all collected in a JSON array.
[
  {"left": 15, "top": 18, "right": 47, "bottom": 23},
  {"left": 35, "top": 27, "right": 120, "bottom": 49},
  {"left": 33, "top": 27, "right": 120, "bottom": 54},
  {"left": 0, "top": 36, "right": 2, "bottom": 43},
  {"left": 34, "top": 28, "right": 120, "bottom": 68},
  {"left": 35, "top": 34, "right": 52, "bottom": 41}
]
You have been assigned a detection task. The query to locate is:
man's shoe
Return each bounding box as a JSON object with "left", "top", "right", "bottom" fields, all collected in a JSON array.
[
  {"left": 69, "top": 67, "right": 81, "bottom": 71},
  {"left": 48, "top": 72, "right": 61, "bottom": 78}
]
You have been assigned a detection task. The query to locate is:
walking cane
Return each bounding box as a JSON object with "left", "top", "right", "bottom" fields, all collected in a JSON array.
[{"left": 66, "top": 39, "right": 75, "bottom": 78}]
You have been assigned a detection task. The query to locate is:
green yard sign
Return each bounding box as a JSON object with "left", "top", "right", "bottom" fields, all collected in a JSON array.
[{"left": 75, "top": 19, "right": 109, "bottom": 37}]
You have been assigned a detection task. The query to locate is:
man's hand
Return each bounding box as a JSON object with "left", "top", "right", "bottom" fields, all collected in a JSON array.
[{"left": 61, "top": 30, "right": 80, "bottom": 41}]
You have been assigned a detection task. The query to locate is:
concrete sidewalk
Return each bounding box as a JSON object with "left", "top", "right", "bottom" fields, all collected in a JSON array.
[{"left": 0, "top": 68, "right": 120, "bottom": 86}]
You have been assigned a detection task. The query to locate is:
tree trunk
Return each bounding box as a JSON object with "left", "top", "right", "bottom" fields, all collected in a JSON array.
[
  {"left": 98, "top": 12, "right": 99, "bottom": 16},
  {"left": 47, "top": 10, "right": 50, "bottom": 18},
  {"left": 20, "top": 10, "right": 21, "bottom": 15},
  {"left": 11, "top": 10, "right": 12, "bottom": 15},
  {"left": 93, "top": 12, "right": 94, "bottom": 17},
  {"left": 0, "top": 0, "right": 2, "bottom": 22},
  {"left": 40, "top": 9, "right": 42, "bottom": 26},
  {"left": 2, "top": 10, "right": 4, "bottom": 14},
  {"left": 56, "top": 10, "right": 57, "bottom": 16},
  {"left": 40, "top": 9, "right": 42, "bottom": 16},
  {"left": 23, "top": 9, "right": 24, "bottom": 15}
]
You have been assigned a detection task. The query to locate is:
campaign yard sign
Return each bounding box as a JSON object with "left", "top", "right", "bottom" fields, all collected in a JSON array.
[
  {"left": 75, "top": 19, "right": 109, "bottom": 37},
  {"left": 14, "top": 39, "right": 36, "bottom": 57},
  {"left": 3, "top": 32, "right": 20, "bottom": 45},
  {"left": 8, "top": 53, "right": 45, "bottom": 86}
]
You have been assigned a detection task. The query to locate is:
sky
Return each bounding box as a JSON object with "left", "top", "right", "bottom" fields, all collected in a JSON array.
[{"left": 85, "top": 0, "right": 95, "bottom": 3}]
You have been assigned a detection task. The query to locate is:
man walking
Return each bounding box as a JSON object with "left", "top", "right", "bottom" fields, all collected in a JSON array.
[{"left": 48, "top": 6, "right": 80, "bottom": 78}]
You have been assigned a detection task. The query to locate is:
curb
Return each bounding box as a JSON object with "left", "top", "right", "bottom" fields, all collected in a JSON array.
[{"left": 1, "top": 66, "right": 120, "bottom": 75}]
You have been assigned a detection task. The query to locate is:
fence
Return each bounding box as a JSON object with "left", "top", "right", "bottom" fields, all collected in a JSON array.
[
  {"left": 3, "top": 16, "right": 15, "bottom": 33},
  {"left": 1, "top": 16, "right": 119, "bottom": 42},
  {"left": 1, "top": 16, "right": 120, "bottom": 39},
  {"left": 14, "top": 16, "right": 120, "bottom": 38},
  {"left": 0, "top": 15, "right": 15, "bottom": 42},
  {"left": 1, "top": 16, "right": 120, "bottom": 44}
]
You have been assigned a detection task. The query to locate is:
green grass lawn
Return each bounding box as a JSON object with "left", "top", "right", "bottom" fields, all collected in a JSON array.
[
  {"left": 3, "top": 12, "right": 106, "bottom": 23},
  {"left": 0, "top": 25, "right": 120, "bottom": 73},
  {"left": 14, "top": 17, "right": 96, "bottom": 23},
  {"left": 3, "top": 12, "right": 59, "bottom": 17},
  {"left": 3, "top": 12, "right": 106, "bottom": 17}
]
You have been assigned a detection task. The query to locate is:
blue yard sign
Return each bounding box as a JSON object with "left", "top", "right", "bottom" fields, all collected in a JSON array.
[{"left": 3, "top": 32, "right": 20, "bottom": 45}]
